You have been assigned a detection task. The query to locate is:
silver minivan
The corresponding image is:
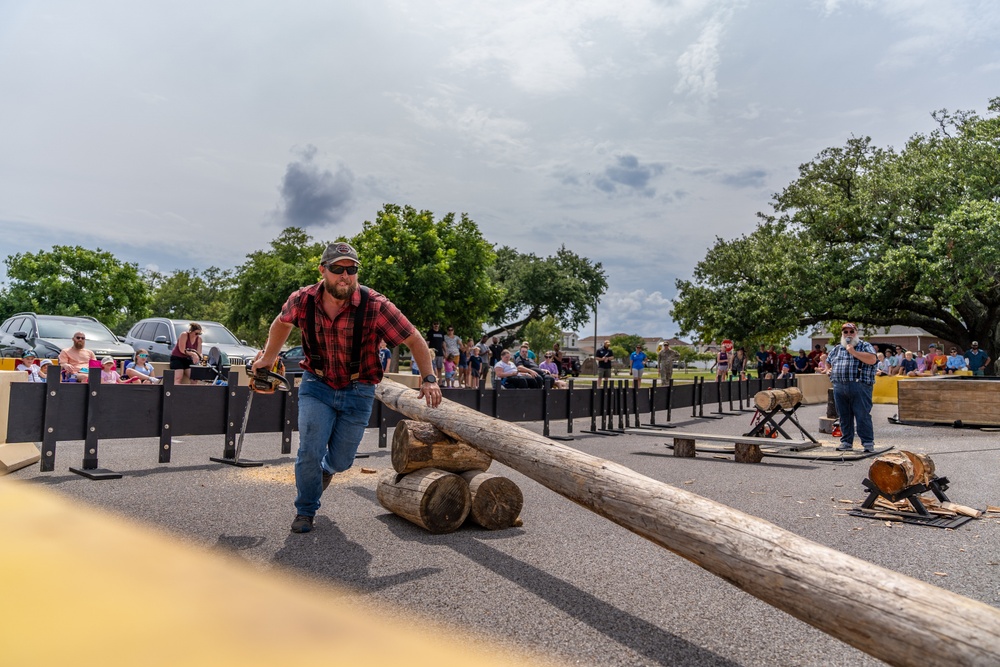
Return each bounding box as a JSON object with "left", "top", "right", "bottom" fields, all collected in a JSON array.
[{"left": 124, "top": 318, "right": 258, "bottom": 366}]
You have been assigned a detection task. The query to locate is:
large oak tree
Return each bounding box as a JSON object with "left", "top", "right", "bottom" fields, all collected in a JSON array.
[{"left": 672, "top": 97, "right": 1000, "bottom": 365}]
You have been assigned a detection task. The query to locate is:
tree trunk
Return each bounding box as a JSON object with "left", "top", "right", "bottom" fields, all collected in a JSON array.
[
  {"left": 869, "top": 451, "right": 936, "bottom": 496},
  {"left": 376, "top": 468, "right": 471, "bottom": 534},
  {"left": 460, "top": 471, "right": 523, "bottom": 530},
  {"left": 376, "top": 379, "right": 1000, "bottom": 667},
  {"left": 391, "top": 420, "right": 492, "bottom": 474}
]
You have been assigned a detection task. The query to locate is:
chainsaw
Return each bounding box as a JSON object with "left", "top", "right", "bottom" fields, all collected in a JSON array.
[{"left": 233, "top": 358, "right": 289, "bottom": 463}]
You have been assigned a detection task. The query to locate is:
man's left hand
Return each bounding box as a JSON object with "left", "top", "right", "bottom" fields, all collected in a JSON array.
[{"left": 418, "top": 382, "right": 442, "bottom": 408}]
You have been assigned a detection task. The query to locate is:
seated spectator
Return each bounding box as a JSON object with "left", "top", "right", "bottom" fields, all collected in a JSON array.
[
  {"left": 875, "top": 352, "right": 890, "bottom": 376},
  {"left": 914, "top": 350, "right": 928, "bottom": 375},
  {"left": 776, "top": 364, "right": 794, "bottom": 380},
  {"left": 901, "top": 351, "right": 919, "bottom": 376},
  {"left": 16, "top": 350, "right": 45, "bottom": 383},
  {"left": 494, "top": 349, "right": 539, "bottom": 388},
  {"left": 513, "top": 344, "right": 547, "bottom": 388},
  {"left": 58, "top": 331, "right": 96, "bottom": 382},
  {"left": 887, "top": 346, "right": 904, "bottom": 376},
  {"left": 945, "top": 348, "right": 967, "bottom": 374},
  {"left": 792, "top": 350, "right": 811, "bottom": 374},
  {"left": 539, "top": 352, "right": 568, "bottom": 389},
  {"left": 124, "top": 348, "right": 160, "bottom": 384},
  {"left": 932, "top": 347, "right": 949, "bottom": 375},
  {"left": 815, "top": 353, "right": 830, "bottom": 375},
  {"left": 99, "top": 356, "right": 122, "bottom": 384},
  {"left": 38, "top": 359, "right": 53, "bottom": 382}
]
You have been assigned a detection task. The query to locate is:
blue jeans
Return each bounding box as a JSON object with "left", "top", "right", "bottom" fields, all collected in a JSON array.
[
  {"left": 833, "top": 381, "right": 874, "bottom": 448},
  {"left": 294, "top": 373, "right": 376, "bottom": 517}
]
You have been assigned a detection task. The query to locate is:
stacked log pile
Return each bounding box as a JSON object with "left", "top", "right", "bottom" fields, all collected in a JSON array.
[{"left": 377, "top": 420, "right": 523, "bottom": 534}]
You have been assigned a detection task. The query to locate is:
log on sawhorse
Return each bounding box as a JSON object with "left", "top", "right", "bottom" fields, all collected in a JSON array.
[
  {"left": 375, "top": 379, "right": 1000, "bottom": 667},
  {"left": 664, "top": 431, "right": 812, "bottom": 463}
]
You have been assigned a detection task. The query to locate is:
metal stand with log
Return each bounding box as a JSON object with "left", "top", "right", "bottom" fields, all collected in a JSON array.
[{"left": 375, "top": 379, "right": 1000, "bottom": 667}]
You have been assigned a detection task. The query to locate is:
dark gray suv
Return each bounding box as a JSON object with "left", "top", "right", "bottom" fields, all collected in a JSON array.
[
  {"left": 124, "top": 318, "right": 258, "bottom": 366},
  {"left": 0, "top": 313, "right": 135, "bottom": 361}
]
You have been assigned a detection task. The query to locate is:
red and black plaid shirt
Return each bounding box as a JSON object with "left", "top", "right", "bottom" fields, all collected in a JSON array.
[{"left": 279, "top": 282, "right": 414, "bottom": 389}]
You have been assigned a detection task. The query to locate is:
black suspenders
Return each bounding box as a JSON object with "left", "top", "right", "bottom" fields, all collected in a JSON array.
[{"left": 303, "top": 285, "right": 370, "bottom": 384}]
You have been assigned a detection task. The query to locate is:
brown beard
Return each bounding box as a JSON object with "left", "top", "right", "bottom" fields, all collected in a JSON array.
[{"left": 328, "top": 280, "right": 357, "bottom": 301}]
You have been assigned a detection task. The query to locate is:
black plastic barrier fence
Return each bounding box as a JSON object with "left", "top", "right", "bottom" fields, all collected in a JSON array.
[{"left": 4, "top": 374, "right": 794, "bottom": 479}]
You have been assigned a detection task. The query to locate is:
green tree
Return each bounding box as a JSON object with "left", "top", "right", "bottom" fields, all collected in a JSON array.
[
  {"left": 519, "top": 315, "right": 562, "bottom": 356},
  {"left": 672, "top": 97, "right": 1000, "bottom": 368},
  {"left": 350, "top": 204, "right": 501, "bottom": 336},
  {"left": 0, "top": 245, "right": 150, "bottom": 332},
  {"left": 148, "top": 267, "right": 234, "bottom": 323},
  {"left": 228, "top": 228, "right": 327, "bottom": 345},
  {"left": 489, "top": 245, "right": 608, "bottom": 337},
  {"left": 675, "top": 345, "right": 701, "bottom": 370}
]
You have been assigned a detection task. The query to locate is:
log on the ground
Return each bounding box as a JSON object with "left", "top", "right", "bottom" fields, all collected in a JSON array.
[
  {"left": 376, "top": 468, "right": 471, "bottom": 534},
  {"left": 391, "top": 419, "right": 492, "bottom": 474},
  {"left": 376, "top": 379, "right": 1000, "bottom": 667},
  {"left": 869, "top": 451, "right": 936, "bottom": 496},
  {"left": 673, "top": 438, "right": 696, "bottom": 458},
  {"left": 733, "top": 442, "right": 763, "bottom": 464},
  {"left": 460, "top": 470, "right": 523, "bottom": 530}
]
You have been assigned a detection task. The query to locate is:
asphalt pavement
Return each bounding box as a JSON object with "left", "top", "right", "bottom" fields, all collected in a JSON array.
[{"left": 9, "top": 401, "right": 1000, "bottom": 666}]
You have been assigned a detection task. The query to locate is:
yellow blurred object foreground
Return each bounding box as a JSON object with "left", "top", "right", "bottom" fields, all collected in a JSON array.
[{"left": 0, "top": 481, "right": 554, "bottom": 667}]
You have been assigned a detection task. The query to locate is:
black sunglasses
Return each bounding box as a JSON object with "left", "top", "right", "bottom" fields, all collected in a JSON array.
[{"left": 325, "top": 264, "right": 359, "bottom": 275}]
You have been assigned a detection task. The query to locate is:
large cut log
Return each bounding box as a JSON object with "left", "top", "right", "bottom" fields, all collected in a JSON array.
[
  {"left": 391, "top": 419, "right": 492, "bottom": 474},
  {"left": 376, "top": 468, "right": 471, "bottom": 534},
  {"left": 376, "top": 379, "right": 1000, "bottom": 667},
  {"left": 869, "top": 451, "right": 936, "bottom": 496},
  {"left": 754, "top": 387, "right": 803, "bottom": 411},
  {"left": 460, "top": 471, "right": 523, "bottom": 530}
]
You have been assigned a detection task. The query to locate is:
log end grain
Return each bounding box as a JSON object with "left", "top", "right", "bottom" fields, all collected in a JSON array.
[
  {"left": 460, "top": 471, "right": 524, "bottom": 530},
  {"left": 376, "top": 468, "right": 471, "bottom": 534}
]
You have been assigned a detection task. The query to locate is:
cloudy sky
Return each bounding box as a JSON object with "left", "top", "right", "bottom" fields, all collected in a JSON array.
[{"left": 1, "top": 1, "right": 998, "bottom": 343}]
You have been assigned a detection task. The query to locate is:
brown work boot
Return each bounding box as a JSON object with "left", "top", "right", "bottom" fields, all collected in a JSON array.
[{"left": 290, "top": 515, "right": 314, "bottom": 533}]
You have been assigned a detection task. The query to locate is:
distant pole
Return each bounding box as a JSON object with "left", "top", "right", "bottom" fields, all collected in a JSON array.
[{"left": 593, "top": 301, "right": 598, "bottom": 362}]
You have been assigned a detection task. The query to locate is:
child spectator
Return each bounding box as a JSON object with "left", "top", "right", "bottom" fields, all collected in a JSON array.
[
  {"left": 945, "top": 348, "right": 967, "bottom": 374},
  {"left": 875, "top": 352, "right": 890, "bottom": 376},
  {"left": 901, "top": 351, "right": 919, "bottom": 376},
  {"left": 776, "top": 364, "right": 794, "bottom": 380},
  {"left": 125, "top": 349, "right": 160, "bottom": 384},
  {"left": 443, "top": 356, "right": 456, "bottom": 387},
  {"left": 100, "top": 356, "right": 122, "bottom": 384},
  {"left": 378, "top": 340, "right": 391, "bottom": 372},
  {"left": 468, "top": 347, "right": 482, "bottom": 389},
  {"left": 16, "top": 350, "right": 45, "bottom": 383}
]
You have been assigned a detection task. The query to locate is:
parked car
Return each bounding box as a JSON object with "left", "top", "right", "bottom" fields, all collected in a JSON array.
[
  {"left": 278, "top": 345, "right": 305, "bottom": 373},
  {"left": 560, "top": 355, "right": 581, "bottom": 377},
  {"left": 124, "top": 318, "right": 258, "bottom": 366},
  {"left": 0, "top": 312, "right": 135, "bottom": 362}
]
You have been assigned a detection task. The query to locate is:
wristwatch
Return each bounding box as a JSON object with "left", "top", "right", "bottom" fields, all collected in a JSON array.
[{"left": 422, "top": 374, "right": 438, "bottom": 384}]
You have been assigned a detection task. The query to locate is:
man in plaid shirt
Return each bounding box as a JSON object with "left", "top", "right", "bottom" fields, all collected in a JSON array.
[
  {"left": 253, "top": 242, "right": 441, "bottom": 534},
  {"left": 827, "top": 322, "right": 878, "bottom": 452}
]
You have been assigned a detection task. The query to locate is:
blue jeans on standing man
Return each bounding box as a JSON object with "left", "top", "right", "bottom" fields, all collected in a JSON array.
[
  {"left": 832, "top": 380, "right": 875, "bottom": 450},
  {"left": 294, "top": 372, "right": 376, "bottom": 517}
]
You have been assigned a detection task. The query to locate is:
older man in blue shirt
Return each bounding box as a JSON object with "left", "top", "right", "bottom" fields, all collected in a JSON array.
[{"left": 827, "top": 322, "right": 878, "bottom": 452}]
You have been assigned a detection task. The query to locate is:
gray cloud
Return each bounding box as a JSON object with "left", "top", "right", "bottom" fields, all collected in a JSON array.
[
  {"left": 279, "top": 146, "right": 355, "bottom": 227},
  {"left": 593, "top": 154, "right": 665, "bottom": 198},
  {"left": 719, "top": 167, "right": 767, "bottom": 189}
]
